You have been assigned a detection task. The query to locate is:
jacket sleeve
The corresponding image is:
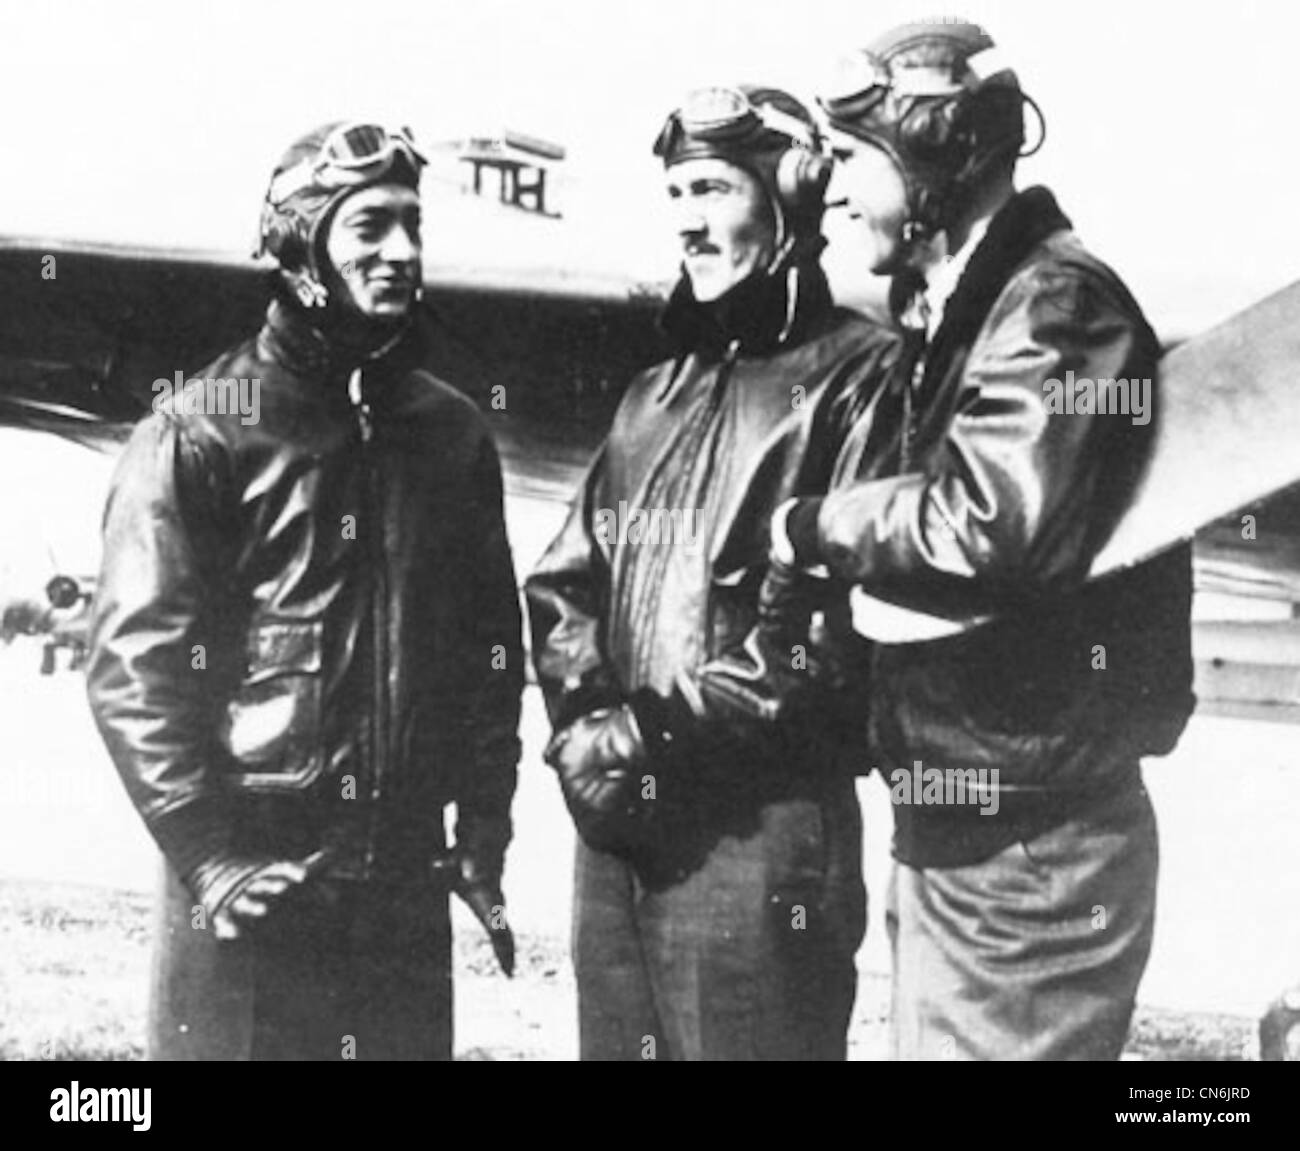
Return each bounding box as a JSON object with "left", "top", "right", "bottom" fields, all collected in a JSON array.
[
  {"left": 84, "top": 415, "right": 248, "bottom": 910},
  {"left": 799, "top": 264, "right": 1159, "bottom": 612},
  {"left": 523, "top": 445, "right": 624, "bottom": 732},
  {"left": 453, "top": 430, "right": 525, "bottom": 870}
]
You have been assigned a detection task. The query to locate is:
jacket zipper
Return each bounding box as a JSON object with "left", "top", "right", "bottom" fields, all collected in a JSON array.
[
  {"left": 899, "top": 333, "right": 927, "bottom": 474},
  {"left": 634, "top": 340, "right": 738, "bottom": 686},
  {"left": 349, "top": 367, "right": 390, "bottom": 876}
]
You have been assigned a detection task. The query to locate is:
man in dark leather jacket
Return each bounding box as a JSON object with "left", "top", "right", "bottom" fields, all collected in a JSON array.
[
  {"left": 525, "top": 86, "right": 897, "bottom": 1060},
  {"left": 774, "top": 22, "right": 1194, "bottom": 1058},
  {"left": 85, "top": 122, "right": 523, "bottom": 1060}
]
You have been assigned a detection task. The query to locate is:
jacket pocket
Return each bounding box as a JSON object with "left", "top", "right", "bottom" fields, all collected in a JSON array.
[
  {"left": 707, "top": 563, "right": 759, "bottom": 660},
  {"left": 218, "top": 620, "right": 325, "bottom": 791}
]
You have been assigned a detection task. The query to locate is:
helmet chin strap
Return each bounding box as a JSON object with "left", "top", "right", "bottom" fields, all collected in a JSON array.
[
  {"left": 778, "top": 264, "right": 801, "bottom": 345},
  {"left": 759, "top": 203, "right": 801, "bottom": 346},
  {"left": 285, "top": 266, "right": 331, "bottom": 309},
  {"left": 765, "top": 236, "right": 805, "bottom": 347},
  {"left": 759, "top": 195, "right": 830, "bottom": 346},
  {"left": 765, "top": 232, "right": 798, "bottom": 277}
]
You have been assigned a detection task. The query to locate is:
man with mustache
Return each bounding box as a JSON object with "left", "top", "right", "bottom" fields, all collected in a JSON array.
[
  {"left": 86, "top": 122, "right": 523, "bottom": 1060},
  {"left": 526, "top": 86, "right": 896, "bottom": 1060},
  {"left": 773, "top": 21, "right": 1194, "bottom": 1058}
]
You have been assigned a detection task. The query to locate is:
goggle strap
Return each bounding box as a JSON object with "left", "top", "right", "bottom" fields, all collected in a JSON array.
[
  {"left": 266, "top": 160, "right": 318, "bottom": 207},
  {"left": 753, "top": 103, "right": 818, "bottom": 150}
]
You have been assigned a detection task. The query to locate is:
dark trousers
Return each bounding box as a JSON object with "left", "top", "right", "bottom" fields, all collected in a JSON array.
[
  {"left": 573, "top": 775, "right": 866, "bottom": 1060},
  {"left": 887, "top": 778, "right": 1158, "bottom": 1060},
  {"left": 148, "top": 864, "right": 453, "bottom": 1060}
]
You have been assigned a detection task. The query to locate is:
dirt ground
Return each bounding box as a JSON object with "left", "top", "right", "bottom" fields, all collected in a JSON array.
[{"left": 0, "top": 876, "right": 1256, "bottom": 1062}]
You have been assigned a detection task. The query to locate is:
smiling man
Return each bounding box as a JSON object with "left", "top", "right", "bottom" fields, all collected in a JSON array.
[
  {"left": 525, "top": 86, "right": 896, "bottom": 1060},
  {"left": 327, "top": 183, "right": 422, "bottom": 315},
  {"left": 771, "top": 22, "right": 1195, "bottom": 1059},
  {"left": 85, "top": 122, "right": 523, "bottom": 1060}
]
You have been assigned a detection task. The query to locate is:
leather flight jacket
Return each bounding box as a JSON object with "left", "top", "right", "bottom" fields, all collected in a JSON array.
[
  {"left": 788, "top": 188, "right": 1196, "bottom": 866},
  {"left": 525, "top": 265, "right": 899, "bottom": 786},
  {"left": 86, "top": 297, "right": 524, "bottom": 914}
]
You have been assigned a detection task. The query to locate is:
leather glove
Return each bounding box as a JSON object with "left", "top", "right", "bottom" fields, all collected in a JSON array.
[
  {"left": 449, "top": 815, "right": 515, "bottom": 976},
  {"left": 543, "top": 690, "right": 694, "bottom": 854},
  {"left": 443, "top": 850, "right": 516, "bottom": 978},
  {"left": 695, "top": 553, "right": 825, "bottom": 730},
  {"left": 188, "top": 847, "right": 333, "bottom": 940},
  {"left": 695, "top": 552, "right": 869, "bottom": 744}
]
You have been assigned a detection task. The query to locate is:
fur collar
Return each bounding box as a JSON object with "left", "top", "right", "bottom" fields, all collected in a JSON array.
[{"left": 920, "top": 186, "right": 1072, "bottom": 376}]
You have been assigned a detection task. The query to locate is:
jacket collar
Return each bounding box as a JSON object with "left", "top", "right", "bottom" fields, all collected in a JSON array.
[
  {"left": 659, "top": 261, "right": 835, "bottom": 361},
  {"left": 256, "top": 291, "right": 429, "bottom": 383},
  {"left": 922, "top": 215, "right": 992, "bottom": 339},
  {"left": 922, "top": 186, "right": 1072, "bottom": 375}
]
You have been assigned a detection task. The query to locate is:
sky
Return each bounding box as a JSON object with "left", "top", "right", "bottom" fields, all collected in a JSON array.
[{"left": 4, "top": 0, "right": 1299, "bottom": 338}]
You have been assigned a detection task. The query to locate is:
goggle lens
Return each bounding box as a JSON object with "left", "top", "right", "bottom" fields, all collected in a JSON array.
[
  {"left": 655, "top": 86, "right": 817, "bottom": 158},
  {"left": 323, "top": 123, "right": 426, "bottom": 170},
  {"left": 678, "top": 86, "right": 757, "bottom": 137},
  {"left": 266, "top": 123, "right": 426, "bottom": 207},
  {"left": 329, "top": 124, "right": 390, "bottom": 166}
]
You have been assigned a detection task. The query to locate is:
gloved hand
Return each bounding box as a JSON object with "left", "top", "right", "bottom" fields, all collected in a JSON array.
[
  {"left": 190, "top": 847, "right": 334, "bottom": 941},
  {"left": 695, "top": 553, "right": 825, "bottom": 731},
  {"left": 695, "top": 550, "right": 869, "bottom": 748},
  {"left": 543, "top": 690, "right": 694, "bottom": 853},
  {"left": 450, "top": 850, "right": 516, "bottom": 978},
  {"left": 448, "top": 815, "right": 515, "bottom": 977}
]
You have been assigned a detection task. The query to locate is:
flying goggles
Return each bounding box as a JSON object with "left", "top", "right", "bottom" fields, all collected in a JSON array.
[
  {"left": 267, "top": 122, "right": 427, "bottom": 207},
  {"left": 654, "top": 86, "right": 819, "bottom": 159}
]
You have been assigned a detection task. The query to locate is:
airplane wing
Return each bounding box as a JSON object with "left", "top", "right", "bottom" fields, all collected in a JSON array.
[
  {"left": 0, "top": 235, "right": 669, "bottom": 500},
  {"left": 849, "top": 279, "right": 1300, "bottom": 644}
]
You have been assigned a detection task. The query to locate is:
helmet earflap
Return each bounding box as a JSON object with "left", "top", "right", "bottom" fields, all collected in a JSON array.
[
  {"left": 898, "top": 97, "right": 968, "bottom": 163},
  {"left": 775, "top": 147, "right": 832, "bottom": 218},
  {"left": 258, "top": 203, "right": 311, "bottom": 269}
]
